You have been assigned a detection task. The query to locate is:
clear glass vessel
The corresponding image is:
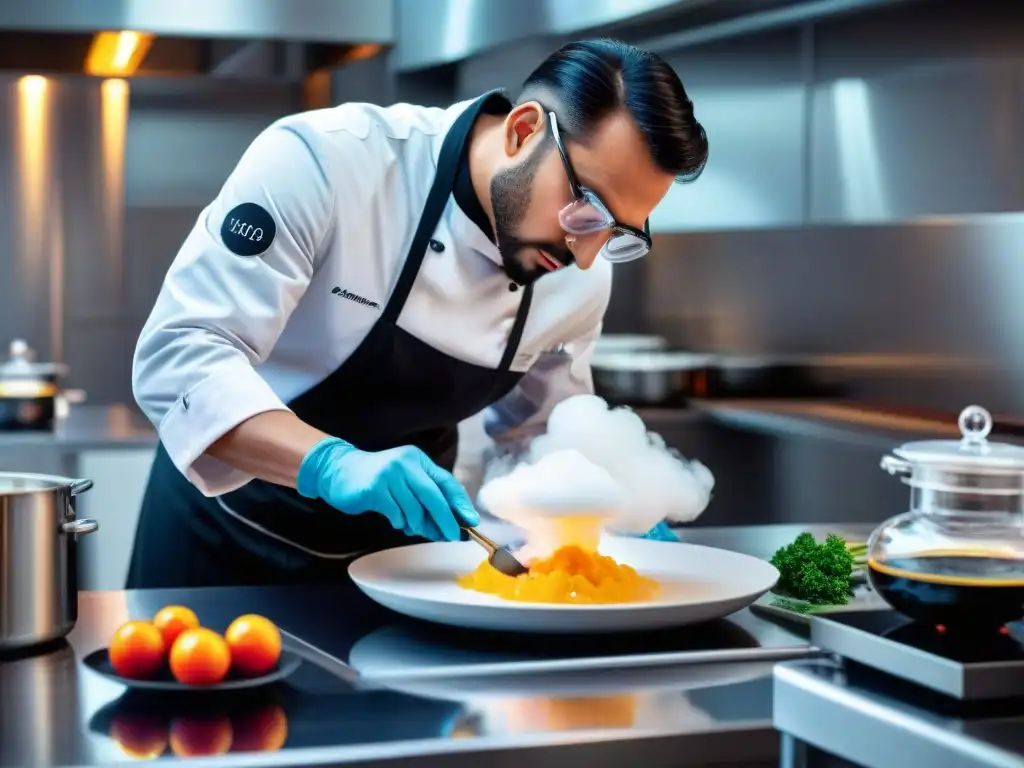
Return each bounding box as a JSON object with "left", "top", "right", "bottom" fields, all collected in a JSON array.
[{"left": 868, "top": 405, "right": 1024, "bottom": 630}]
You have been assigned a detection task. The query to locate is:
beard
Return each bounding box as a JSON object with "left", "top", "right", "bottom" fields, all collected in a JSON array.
[{"left": 490, "top": 144, "right": 574, "bottom": 286}]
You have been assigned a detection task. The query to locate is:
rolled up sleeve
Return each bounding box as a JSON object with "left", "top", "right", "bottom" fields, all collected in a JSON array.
[{"left": 132, "top": 122, "right": 335, "bottom": 496}]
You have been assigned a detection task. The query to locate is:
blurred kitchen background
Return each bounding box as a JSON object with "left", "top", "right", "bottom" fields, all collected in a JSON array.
[{"left": 0, "top": 0, "right": 1020, "bottom": 588}]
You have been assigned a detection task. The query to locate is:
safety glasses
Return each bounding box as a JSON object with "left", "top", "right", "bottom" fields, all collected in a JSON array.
[{"left": 549, "top": 112, "right": 652, "bottom": 263}]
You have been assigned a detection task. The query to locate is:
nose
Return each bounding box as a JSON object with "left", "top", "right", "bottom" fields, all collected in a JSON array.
[{"left": 566, "top": 231, "right": 610, "bottom": 270}]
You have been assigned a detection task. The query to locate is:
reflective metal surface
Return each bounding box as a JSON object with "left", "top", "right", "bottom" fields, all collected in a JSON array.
[
  {"left": 0, "top": 640, "right": 84, "bottom": 767},
  {"left": 0, "top": 474, "right": 95, "bottom": 650},
  {"left": 650, "top": 28, "right": 807, "bottom": 231},
  {"left": 343, "top": 607, "right": 810, "bottom": 681},
  {"left": 0, "top": 588, "right": 785, "bottom": 767},
  {"left": 392, "top": 0, "right": 705, "bottom": 71},
  {"left": 808, "top": 1, "right": 1024, "bottom": 223},
  {"left": 646, "top": 214, "right": 1024, "bottom": 416},
  {"left": 774, "top": 659, "right": 1024, "bottom": 768},
  {"left": 810, "top": 613, "right": 1024, "bottom": 701},
  {"left": 647, "top": 3, "right": 1024, "bottom": 232},
  {"left": 390, "top": 0, "right": 916, "bottom": 72},
  {"left": 809, "top": 62, "right": 1021, "bottom": 223},
  {"left": 0, "top": 525, "right": 828, "bottom": 767},
  {"left": 640, "top": 0, "right": 924, "bottom": 53},
  {"left": 0, "top": 0, "right": 392, "bottom": 43},
  {"left": 0, "top": 76, "right": 130, "bottom": 372},
  {"left": 0, "top": 75, "right": 300, "bottom": 406}
]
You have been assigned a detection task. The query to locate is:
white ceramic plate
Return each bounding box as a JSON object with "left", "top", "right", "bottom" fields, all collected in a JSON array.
[{"left": 348, "top": 538, "right": 780, "bottom": 634}]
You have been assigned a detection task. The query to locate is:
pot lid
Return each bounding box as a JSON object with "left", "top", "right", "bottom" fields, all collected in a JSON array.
[
  {"left": 594, "top": 334, "right": 668, "bottom": 351},
  {"left": 893, "top": 405, "right": 1024, "bottom": 471},
  {"left": 590, "top": 350, "right": 713, "bottom": 371},
  {"left": 0, "top": 472, "right": 79, "bottom": 493},
  {"left": 0, "top": 338, "right": 67, "bottom": 377}
]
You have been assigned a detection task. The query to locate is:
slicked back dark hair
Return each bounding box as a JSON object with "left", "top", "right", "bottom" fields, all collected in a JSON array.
[{"left": 519, "top": 38, "right": 708, "bottom": 183}]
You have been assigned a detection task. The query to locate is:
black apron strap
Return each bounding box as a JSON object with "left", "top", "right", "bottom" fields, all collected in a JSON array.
[
  {"left": 496, "top": 282, "right": 533, "bottom": 373},
  {"left": 381, "top": 89, "right": 535, "bottom": 379},
  {"left": 383, "top": 91, "right": 502, "bottom": 324}
]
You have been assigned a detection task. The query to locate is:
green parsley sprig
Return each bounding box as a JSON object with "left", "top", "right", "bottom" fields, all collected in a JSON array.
[{"left": 769, "top": 532, "right": 867, "bottom": 606}]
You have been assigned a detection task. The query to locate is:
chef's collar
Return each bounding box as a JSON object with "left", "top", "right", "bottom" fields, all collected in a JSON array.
[
  {"left": 453, "top": 139, "right": 495, "bottom": 244},
  {"left": 435, "top": 90, "right": 511, "bottom": 268}
]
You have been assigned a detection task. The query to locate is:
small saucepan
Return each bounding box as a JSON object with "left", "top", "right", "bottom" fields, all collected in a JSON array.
[
  {"left": 0, "top": 339, "right": 69, "bottom": 431},
  {"left": 591, "top": 351, "right": 713, "bottom": 407},
  {"left": 592, "top": 351, "right": 846, "bottom": 406},
  {"left": 698, "top": 355, "right": 846, "bottom": 399}
]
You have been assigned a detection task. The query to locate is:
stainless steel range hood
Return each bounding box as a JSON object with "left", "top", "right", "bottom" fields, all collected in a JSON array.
[
  {"left": 0, "top": 0, "right": 392, "bottom": 43},
  {"left": 0, "top": 0, "right": 392, "bottom": 79},
  {"left": 391, "top": 0, "right": 928, "bottom": 72},
  {"left": 392, "top": 0, "right": 707, "bottom": 71}
]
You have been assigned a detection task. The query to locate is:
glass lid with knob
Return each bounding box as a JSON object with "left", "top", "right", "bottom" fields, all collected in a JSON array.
[
  {"left": 869, "top": 405, "right": 1024, "bottom": 633},
  {"left": 0, "top": 339, "right": 68, "bottom": 379}
]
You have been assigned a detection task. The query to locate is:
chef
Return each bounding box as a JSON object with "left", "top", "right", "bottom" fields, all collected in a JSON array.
[{"left": 126, "top": 38, "right": 709, "bottom": 589}]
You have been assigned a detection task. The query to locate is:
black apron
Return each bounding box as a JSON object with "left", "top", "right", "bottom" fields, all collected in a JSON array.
[{"left": 126, "top": 92, "right": 533, "bottom": 589}]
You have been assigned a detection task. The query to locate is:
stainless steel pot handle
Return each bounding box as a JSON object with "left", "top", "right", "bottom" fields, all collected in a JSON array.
[
  {"left": 68, "top": 479, "right": 93, "bottom": 495},
  {"left": 61, "top": 519, "right": 98, "bottom": 536},
  {"left": 880, "top": 455, "right": 913, "bottom": 477}
]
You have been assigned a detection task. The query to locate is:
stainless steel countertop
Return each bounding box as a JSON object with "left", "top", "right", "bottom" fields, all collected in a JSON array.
[
  {"left": 6, "top": 598, "right": 783, "bottom": 768},
  {"left": 0, "top": 404, "right": 157, "bottom": 450},
  {"left": 0, "top": 397, "right": 963, "bottom": 454},
  {"left": 5, "top": 589, "right": 783, "bottom": 767},
  {"left": 3, "top": 524, "right": 866, "bottom": 768},
  {"left": 685, "top": 399, "right": 959, "bottom": 449},
  {"left": 673, "top": 522, "right": 877, "bottom": 561},
  {"left": 774, "top": 659, "right": 1024, "bottom": 768}
]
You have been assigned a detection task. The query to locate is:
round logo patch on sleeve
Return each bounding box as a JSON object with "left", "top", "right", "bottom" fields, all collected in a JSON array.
[{"left": 220, "top": 203, "right": 277, "bottom": 257}]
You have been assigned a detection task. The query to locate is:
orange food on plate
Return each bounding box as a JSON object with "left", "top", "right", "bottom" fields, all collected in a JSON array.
[
  {"left": 225, "top": 614, "right": 282, "bottom": 677},
  {"left": 231, "top": 705, "right": 289, "bottom": 752},
  {"left": 109, "top": 620, "right": 166, "bottom": 679},
  {"left": 458, "top": 544, "right": 659, "bottom": 604},
  {"left": 152, "top": 605, "right": 200, "bottom": 648},
  {"left": 169, "top": 716, "right": 233, "bottom": 757},
  {"left": 169, "top": 628, "right": 231, "bottom": 686}
]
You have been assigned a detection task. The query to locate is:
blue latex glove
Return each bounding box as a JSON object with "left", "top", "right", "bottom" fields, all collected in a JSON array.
[
  {"left": 638, "top": 521, "right": 680, "bottom": 542},
  {"left": 296, "top": 437, "right": 480, "bottom": 542}
]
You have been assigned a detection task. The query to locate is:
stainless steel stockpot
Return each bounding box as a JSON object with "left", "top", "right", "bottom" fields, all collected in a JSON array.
[{"left": 0, "top": 472, "right": 96, "bottom": 651}]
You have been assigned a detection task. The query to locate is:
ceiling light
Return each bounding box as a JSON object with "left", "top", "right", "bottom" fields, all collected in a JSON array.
[{"left": 85, "top": 31, "right": 155, "bottom": 76}]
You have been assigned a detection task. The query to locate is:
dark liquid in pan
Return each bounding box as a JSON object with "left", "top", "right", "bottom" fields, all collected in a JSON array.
[{"left": 868, "top": 552, "right": 1024, "bottom": 630}]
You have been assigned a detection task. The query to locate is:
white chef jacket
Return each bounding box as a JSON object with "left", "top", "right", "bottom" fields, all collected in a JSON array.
[{"left": 132, "top": 95, "right": 613, "bottom": 497}]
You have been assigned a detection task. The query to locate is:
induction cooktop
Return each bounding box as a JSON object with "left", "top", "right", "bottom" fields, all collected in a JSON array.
[{"left": 811, "top": 610, "right": 1024, "bottom": 701}]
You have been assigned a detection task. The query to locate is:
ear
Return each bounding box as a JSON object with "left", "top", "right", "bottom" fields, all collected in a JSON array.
[{"left": 503, "top": 101, "right": 546, "bottom": 157}]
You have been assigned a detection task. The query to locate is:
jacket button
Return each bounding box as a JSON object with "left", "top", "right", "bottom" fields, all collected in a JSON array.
[{"left": 429, "top": 239, "right": 445, "bottom": 252}]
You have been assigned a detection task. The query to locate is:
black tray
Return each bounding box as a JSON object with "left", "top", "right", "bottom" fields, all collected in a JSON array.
[{"left": 83, "top": 648, "right": 301, "bottom": 693}]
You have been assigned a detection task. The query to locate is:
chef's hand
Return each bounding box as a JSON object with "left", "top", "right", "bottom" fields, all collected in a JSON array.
[
  {"left": 639, "top": 521, "right": 680, "bottom": 542},
  {"left": 608, "top": 520, "right": 679, "bottom": 541},
  {"left": 296, "top": 437, "right": 479, "bottom": 541}
]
